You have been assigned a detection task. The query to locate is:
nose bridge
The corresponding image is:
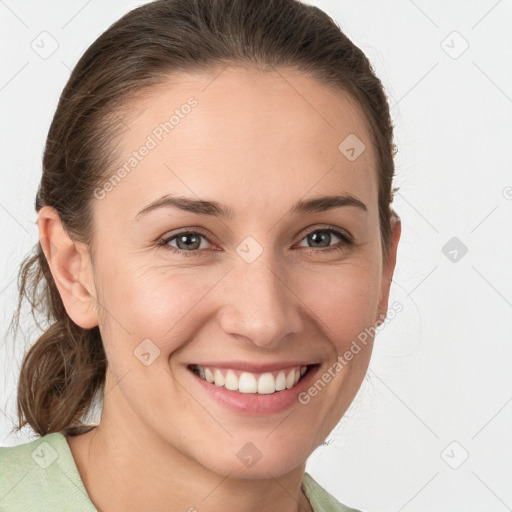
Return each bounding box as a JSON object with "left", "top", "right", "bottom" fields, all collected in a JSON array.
[{"left": 218, "top": 248, "right": 303, "bottom": 347}]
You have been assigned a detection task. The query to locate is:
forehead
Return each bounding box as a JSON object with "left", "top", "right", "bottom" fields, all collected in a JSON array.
[{"left": 97, "top": 66, "right": 377, "bottom": 222}]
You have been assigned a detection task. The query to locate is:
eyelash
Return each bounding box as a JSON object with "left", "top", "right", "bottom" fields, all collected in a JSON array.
[{"left": 157, "top": 225, "right": 353, "bottom": 258}]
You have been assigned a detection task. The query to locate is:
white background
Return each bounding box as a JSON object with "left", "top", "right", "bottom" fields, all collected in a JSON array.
[{"left": 1, "top": 1, "right": 511, "bottom": 511}]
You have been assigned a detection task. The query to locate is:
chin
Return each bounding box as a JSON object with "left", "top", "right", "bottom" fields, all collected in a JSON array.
[
  {"left": 201, "top": 450, "right": 309, "bottom": 480},
  {"left": 181, "top": 430, "right": 317, "bottom": 480}
]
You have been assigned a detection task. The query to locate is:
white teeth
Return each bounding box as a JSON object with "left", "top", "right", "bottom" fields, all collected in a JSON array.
[
  {"left": 239, "top": 372, "right": 258, "bottom": 393},
  {"left": 214, "top": 369, "right": 225, "bottom": 387},
  {"left": 225, "top": 370, "right": 238, "bottom": 391},
  {"left": 257, "top": 373, "right": 276, "bottom": 394},
  {"left": 286, "top": 369, "right": 296, "bottom": 389},
  {"left": 275, "top": 371, "right": 287, "bottom": 391},
  {"left": 192, "top": 365, "right": 309, "bottom": 394}
]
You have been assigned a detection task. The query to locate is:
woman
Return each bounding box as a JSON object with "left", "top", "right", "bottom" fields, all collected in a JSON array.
[{"left": 0, "top": 0, "right": 400, "bottom": 510}]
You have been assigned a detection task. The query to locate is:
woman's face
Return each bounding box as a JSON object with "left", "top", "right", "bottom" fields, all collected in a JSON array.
[{"left": 80, "top": 66, "right": 399, "bottom": 477}]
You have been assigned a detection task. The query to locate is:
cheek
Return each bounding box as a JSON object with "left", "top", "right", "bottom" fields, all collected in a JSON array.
[
  {"left": 97, "top": 260, "right": 221, "bottom": 354},
  {"left": 93, "top": 264, "right": 214, "bottom": 410},
  {"left": 295, "top": 257, "right": 382, "bottom": 350}
]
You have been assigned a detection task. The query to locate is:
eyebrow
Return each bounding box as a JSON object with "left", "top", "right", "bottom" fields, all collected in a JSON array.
[{"left": 135, "top": 193, "right": 367, "bottom": 220}]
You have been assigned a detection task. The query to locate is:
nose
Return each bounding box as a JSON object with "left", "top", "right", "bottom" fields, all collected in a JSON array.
[{"left": 217, "top": 255, "right": 304, "bottom": 349}]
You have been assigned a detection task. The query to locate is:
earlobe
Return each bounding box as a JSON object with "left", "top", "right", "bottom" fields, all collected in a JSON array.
[
  {"left": 38, "top": 205, "right": 99, "bottom": 329},
  {"left": 376, "top": 212, "right": 401, "bottom": 322}
]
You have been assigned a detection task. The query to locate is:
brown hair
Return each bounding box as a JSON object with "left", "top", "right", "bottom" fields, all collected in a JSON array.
[{"left": 7, "top": 0, "right": 398, "bottom": 438}]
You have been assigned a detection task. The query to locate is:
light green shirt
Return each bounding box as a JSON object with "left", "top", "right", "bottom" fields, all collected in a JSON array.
[{"left": 0, "top": 433, "right": 361, "bottom": 511}]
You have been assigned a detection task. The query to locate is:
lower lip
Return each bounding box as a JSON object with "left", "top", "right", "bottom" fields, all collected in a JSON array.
[{"left": 188, "top": 365, "right": 321, "bottom": 415}]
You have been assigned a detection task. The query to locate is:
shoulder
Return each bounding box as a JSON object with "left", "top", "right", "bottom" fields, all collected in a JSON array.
[
  {"left": 302, "top": 472, "right": 363, "bottom": 512},
  {"left": 0, "top": 432, "right": 96, "bottom": 511}
]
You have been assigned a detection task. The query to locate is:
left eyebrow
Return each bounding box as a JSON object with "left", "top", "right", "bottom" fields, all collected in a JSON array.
[
  {"left": 134, "top": 193, "right": 367, "bottom": 220},
  {"left": 292, "top": 194, "right": 367, "bottom": 216}
]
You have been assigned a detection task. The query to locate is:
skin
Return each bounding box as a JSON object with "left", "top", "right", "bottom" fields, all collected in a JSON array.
[{"left": 38, "top": 66, "right": 400, "bottom": 512}]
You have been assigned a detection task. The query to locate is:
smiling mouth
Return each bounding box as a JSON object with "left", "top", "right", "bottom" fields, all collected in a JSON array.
[{"left": 188, "top": 364, "right": 316, "bottom": 394}]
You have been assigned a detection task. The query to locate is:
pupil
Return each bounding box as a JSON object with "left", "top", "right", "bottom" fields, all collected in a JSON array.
[
  {"left": 310, "top": 231, "right": 330, "bottom": 248},
  {"left": 178, "top": 234, "right": 199, "bottom": 250}
]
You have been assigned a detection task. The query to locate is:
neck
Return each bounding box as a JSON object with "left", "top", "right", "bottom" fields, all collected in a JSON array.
[{"left": 66, "top": 396, "right": 312, "bottom": 512}]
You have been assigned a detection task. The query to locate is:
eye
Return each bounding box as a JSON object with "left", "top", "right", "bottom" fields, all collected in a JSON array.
[
  {"left": 157, "top": 225, "right": 353, "bottom": 258},
  {"left": 295, "top": 226, "right": 353, "bottom": 254},
  {"left": 158, "top": 229, "right": 215, "bottom": 257}
]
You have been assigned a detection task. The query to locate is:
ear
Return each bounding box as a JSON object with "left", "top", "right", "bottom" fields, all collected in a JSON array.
[
  {"left": 37, "top": 205, "right": 99, "bottom": 329},
  {"left": 376, "top": 211, "right": 401, "bottom": 322}
]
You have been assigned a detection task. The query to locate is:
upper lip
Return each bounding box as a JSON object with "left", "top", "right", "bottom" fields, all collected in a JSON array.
[{"left": 187, "top": 361, "right": 318, "bottom": 373}]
